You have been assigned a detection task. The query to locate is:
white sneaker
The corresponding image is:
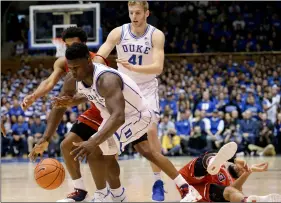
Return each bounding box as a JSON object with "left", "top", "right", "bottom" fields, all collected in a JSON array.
[
  {"left": 91, "top": 190, "right": 111, "bottom": 202},
  {"left": 110, "top": 187, "right": 127, "bottom": 202},
  {"left": 207, "top": 142, "right": 238, "bottom": 175},
  {"left": 180, "top": 184, "right": 202, "bottom": 202},
  {"left": 247, "top": 194, "right": 281, "bottom": 202}
]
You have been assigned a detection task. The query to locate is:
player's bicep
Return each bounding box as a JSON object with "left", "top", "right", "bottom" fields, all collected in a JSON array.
[
  {"left": 98, "top": 73, "right": 125, "bottom": 116},
  {"left": 152, "top": 30, "right": 165, "bottom": 72},
  {"left": 97, "top": 27, "right": 122, "bottom": 58},
  {"left": 60, "top": 73, "right": 77, "bottom": 96}
]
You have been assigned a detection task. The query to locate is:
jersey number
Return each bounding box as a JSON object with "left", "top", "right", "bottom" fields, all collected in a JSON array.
[{"left": 128, "top": 55, "right": 143, "bottom": 65}]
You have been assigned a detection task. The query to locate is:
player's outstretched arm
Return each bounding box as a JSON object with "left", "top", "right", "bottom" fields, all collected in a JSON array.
[
  {"left": 28, "top": 73, "right": 77, "bottom": 161},
  {"left": 116, "top": 29, "right": 165, "bottom": 74},
  {"left": 21, "top": 57, "right": 66, "bottom": 111},
  {"left": 93, "top": 27, "right": 122, "bottom": 63},
  {"left": 70, "top": 73, "right": 125, "bottom": 161}
]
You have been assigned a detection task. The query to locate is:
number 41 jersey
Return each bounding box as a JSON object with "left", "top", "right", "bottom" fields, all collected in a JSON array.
[{"left": 116, "top": 23, "right": 156, "bottom": 84}]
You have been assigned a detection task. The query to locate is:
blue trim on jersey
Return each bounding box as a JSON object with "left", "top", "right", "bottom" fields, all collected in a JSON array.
[
  {"left": 128, "top": 24, "right": 150, "bottom": 39},
  {"left": 150, "top": 27, "right": 156, "bottom": 47},
  {"left": 125, "top": 99, "right": 141, "bottom": 112},
  {"left": 134, "top": 110, "right": 152, "bottom": 136},
  {"left": 134, "top": 111, "right": 142, "bottom": 124},
  {"left": 120, "top": 25, "right": 125, "bottom": 43},
  {"left": 95, "top": 70, "right": 124, "bottom": 98},
  {"left": 124, "top": 83, "right": 142, "bottom": 98}
]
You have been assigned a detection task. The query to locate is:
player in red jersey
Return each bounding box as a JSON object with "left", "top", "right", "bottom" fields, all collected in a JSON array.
[
  {"left": 177, "top": 142, "right": 281, "bottom": 202},
  {"left": 26, "top": 27, "right": 125, "bottom": 202}
]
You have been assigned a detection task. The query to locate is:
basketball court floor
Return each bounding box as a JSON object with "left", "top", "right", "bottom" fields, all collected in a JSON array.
[{"left": 1, "top": 156, "right": 281, "bottom": 202}]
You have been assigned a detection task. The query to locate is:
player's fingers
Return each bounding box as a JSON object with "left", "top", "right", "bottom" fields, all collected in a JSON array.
[
  {"left": 70, "top": 145, "right": 82, "bottom": 156},
  {"left": 74, "top": 148, "right": 85, "bottom": 161},
  {"left": 72, "top": 142, "right": 82, "bottom": 147}
]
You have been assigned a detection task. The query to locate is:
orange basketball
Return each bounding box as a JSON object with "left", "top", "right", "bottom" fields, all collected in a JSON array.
[{"left": 34, "top": 158, "right": 65, "bottom": 190}]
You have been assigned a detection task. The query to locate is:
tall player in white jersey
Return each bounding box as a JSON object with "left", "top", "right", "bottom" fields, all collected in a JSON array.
[
  {"left": 93, "top": 1, "right": 165, "bottom": 201},
  {"left": 57, "top": 42, "right": 202, "bottom": 202}
]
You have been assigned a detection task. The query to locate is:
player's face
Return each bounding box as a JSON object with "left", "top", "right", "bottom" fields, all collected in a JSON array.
[
  {"left": 67, "top": 58, "right": 89, "bottom": 81},
  {"left": 65, "top": 37, "right": 82, "bottom": 48},
  {"left": 128, "top": 5, "right": 149, "bottom": 27}
]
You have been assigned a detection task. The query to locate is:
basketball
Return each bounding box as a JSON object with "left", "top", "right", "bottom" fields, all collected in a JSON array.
[{"left": 34, "top": 158, "right": 65, "bottom": 190}]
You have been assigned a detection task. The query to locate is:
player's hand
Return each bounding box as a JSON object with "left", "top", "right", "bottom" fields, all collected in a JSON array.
[
  {"left": 70, "top": 140, "right": 97, "bottom": 162},
  {"left": 21, "top": 94, "right": 36, "bottom": 111},
  {"left": 28, "top": 138, "right": 49, "bottom": 162},
  {"left": 51, "top": 96, "right": 75, "bottom": 108},
  {"left": 251, "top": 162, "right": 269, "bottom": 172},
  {"left": 116, "top": 59, "right": 135, "bottom": 71},
  {"left": 235, "top": 158, "right": 251, "bottom": 173}
]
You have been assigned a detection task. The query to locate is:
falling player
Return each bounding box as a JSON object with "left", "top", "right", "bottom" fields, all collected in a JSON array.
[
  {"left": 177, "top": 142, "right": 281, "bottom": 202},
  {"left": 92, "top": 1, "right": 165, "bottom": 201},
  {"left": 25, "top": 27, "right": 124, "bottom": 202},
  {"left": 52, "top": 42, "right": 202, "bottom": 202}
]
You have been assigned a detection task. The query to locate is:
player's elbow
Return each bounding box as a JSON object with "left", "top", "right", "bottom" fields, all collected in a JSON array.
[
  {"left": 155, "top": 66, "right": 163, "bottom": 75},
  {"left": 114, "top": 112, "right": 125, "bottom": 126}
]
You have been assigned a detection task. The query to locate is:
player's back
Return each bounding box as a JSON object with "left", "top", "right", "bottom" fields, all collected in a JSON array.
[
  {"left": 77, "top": 62, "right": 149, "bottom": 120},
  {"left": 116, "top": 23, "right": 156, "bottom": 84}
]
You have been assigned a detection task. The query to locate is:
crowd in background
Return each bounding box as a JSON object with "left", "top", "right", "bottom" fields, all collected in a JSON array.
[
  {"left": 1, "top": 54, "right": 281, "bottom": 158},
  {"left": 4, "top": 1, "right": 281, "bottom": 57}
]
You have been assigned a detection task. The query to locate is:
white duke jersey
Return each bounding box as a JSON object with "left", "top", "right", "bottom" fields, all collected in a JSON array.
[
  {"left": 116, "top": 23, "right": 156, "bottom": 84},
  {"left": 77, "top": 63, "right": 153, "bottom": 152}
]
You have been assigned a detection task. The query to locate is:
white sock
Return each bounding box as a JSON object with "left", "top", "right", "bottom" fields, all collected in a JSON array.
[
  {"left": 173, "top": 174, "right": 188, "bottom": 188},
  {"left": 96, "top": 187, "right": 108, "bottom": 195},
  {"left": 154, "top": 172, "right": 161, "bottom": 182},
  {"left": 110, "top": 186, "right": 125, "bottom": 197},
  {"left": 73, "top": 177, "right": 86, "bottom": 191}
]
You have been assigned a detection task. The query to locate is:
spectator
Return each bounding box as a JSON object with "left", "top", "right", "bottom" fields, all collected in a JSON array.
[
  {"left": 239, "top": 110, "right": 259, "bottom": 145},
  {"left": 161, "top": 128, "right": 181, "bottom": 156},
  {"left": 28, "top": 116, "right": 46, "bottom": 153},
  {"left": 158, "top": 115, "right": 175, "bottom": 138},
  {"left": 196, "top": 91, "right": 216, "bottom": 117}
]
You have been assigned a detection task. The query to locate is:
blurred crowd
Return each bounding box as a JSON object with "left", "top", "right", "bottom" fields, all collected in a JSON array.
[
  {"left": 4, "top": 1, "right": 281, "bottom": 56},
  {"left": 1, "top": 54, "right": 281, "bottom": 158}
]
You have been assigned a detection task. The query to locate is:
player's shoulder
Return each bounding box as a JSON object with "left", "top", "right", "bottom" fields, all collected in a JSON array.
[
  {"left": 54, "top": 56, "right": 66, "bottom": 71},
  {"left": 152, "top": 28, "right": 165, "bottom": 40}
]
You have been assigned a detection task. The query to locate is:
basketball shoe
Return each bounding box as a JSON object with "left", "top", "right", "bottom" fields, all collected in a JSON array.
[
  {"left": 56, "top": 188, "right": 88, "bottom": 202},
  {"left": 247, "top": 194, "right": 281, "bottom": 202},
  {"left": 207, "top": 142, "right": 238, "bottom": 175},
  {"left": 179, "top": 184, "right": 202, "bottom": 202},
  {"left": 152, "top": 180, "right": 165, "bottom": 201},
  {"left": 110, "top": 187, "right": 127, "bottom": 202},
  {"left": 91, "top": 189, "right": 111, "bottom": 202}
]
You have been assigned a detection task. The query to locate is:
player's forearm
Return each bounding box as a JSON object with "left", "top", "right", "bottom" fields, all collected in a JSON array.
[
  {"left": 231, "top": 172, "right": 251, "bottom": 191},
  {"left": 89, "top": 113, "right": 125, "bottom": 146},
  {"left": 132, "top": 63, "right": 163, "bottom": 74},
  {"left": 96, "top": 43, "right": 115, "bottom": 59},
  {"left": 43, "top": 107, "right": 67, "bottom": 142},
  {"left": 33, "top": 80, "right": 54, "bottom": 100},
  {"left": 70, "top": 94, "right": 88, "bottom": 106}
]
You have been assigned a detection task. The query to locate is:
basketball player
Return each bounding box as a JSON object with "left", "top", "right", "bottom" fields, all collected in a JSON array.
[
  {"left": 91, "top": 1, "right": 165, "bottom": 201},
  {"left": 26, "top": 27, "right": 124, "bottom": 202},
  {"left": 177, "top": 142, "right": 281, "bottom": 202},
  {"left": 52, "top": 42, "right": 219, "bottom": 202}
]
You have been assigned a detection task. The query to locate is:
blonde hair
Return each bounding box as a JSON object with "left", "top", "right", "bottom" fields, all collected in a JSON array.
[{"left": 128, "top": 1, "right": 149, "bottom": 11}]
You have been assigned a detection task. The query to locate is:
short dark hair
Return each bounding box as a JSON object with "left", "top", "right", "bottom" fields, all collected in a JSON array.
[
  {"left": 65, "top": 42, "right": 89, "bottom": 60},
  {"left": 62, "top": 27, "right": 87, "bottom": 43}
]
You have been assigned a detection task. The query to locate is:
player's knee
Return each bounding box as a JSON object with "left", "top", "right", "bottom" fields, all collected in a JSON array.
[
  {"left": 140, "top": 148, "right": 156, "bottom": 161},
  {"left": 60, "top": 137, "right": 72, "bottom": 152}
]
